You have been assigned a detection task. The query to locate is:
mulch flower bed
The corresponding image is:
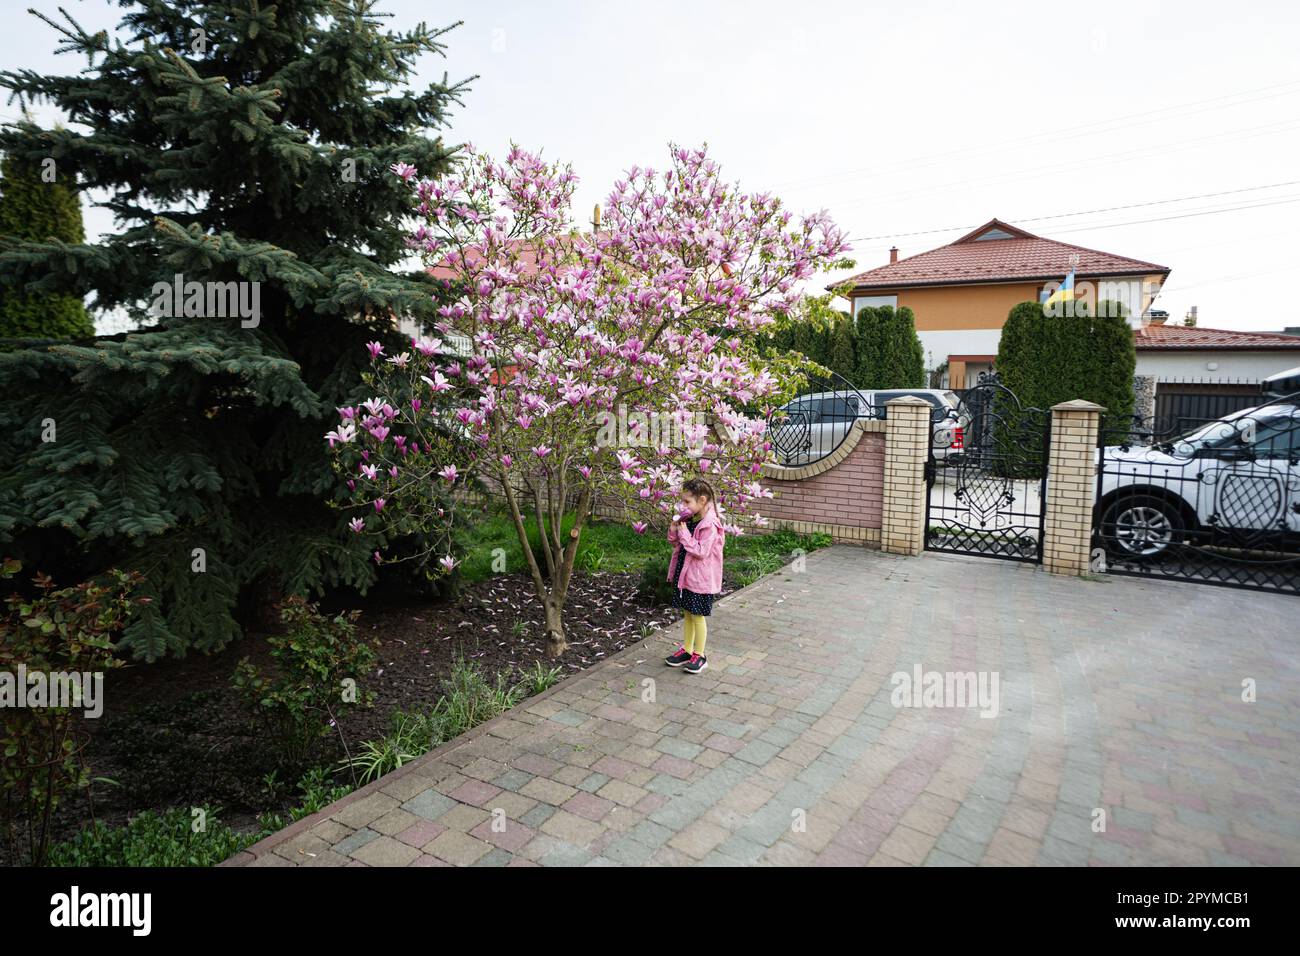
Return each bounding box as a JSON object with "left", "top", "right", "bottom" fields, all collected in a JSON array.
[{"left": 2, "top": 570, "right": 710, "bottom": 865}]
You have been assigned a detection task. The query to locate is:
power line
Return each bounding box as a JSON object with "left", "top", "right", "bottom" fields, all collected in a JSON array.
[
  {"left": 832, "top": 116, "right": 1300, "bottom": 214},
  {"left": 773, "top": 78, "right": 1300, "bottom": 192},
  {"left": 1160, "top": 263, "right": 1298, "bottom": 294},
  {"left": 1047, "top": 195, "right": 1300, "bottom": 235},
  {"left": 848, "top": 180, "right": 1300, "bottom": 242}
]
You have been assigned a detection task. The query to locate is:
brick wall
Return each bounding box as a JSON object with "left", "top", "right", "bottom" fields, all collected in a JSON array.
[
  {"left": 757, "top": 420, "right": 885, "bottom": 545},
  {"left": 459, "top": 419, "right": 890, "bottom": 547}
]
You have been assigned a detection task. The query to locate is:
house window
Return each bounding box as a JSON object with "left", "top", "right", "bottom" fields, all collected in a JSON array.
[
  {"left": 973, "top": 228, "right": 1016, "bottom": 240},
  {"left": 853, "top": 294, "right": 898, "bottom": 317}
]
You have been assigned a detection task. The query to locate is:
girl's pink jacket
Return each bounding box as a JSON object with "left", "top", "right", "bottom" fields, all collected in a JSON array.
[{"left": 666, "top": 506, "right": 725, "bottom": 595}]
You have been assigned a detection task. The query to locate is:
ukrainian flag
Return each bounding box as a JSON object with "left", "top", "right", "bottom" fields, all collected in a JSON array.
[{"left": 1042, "top": 269, "right": 1075, "bottom": 309}]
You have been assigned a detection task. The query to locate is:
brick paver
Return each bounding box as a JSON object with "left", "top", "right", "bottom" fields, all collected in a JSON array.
[{"left": 224, "top": 547, "right": 1300, "bottom": 867}]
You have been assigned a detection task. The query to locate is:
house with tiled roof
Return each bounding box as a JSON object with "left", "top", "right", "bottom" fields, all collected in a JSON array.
[
  {"left": 1131, "top": 321, "right": 1300, "bottom": 425},
  {"left": 832, "top": 218, "right": 1171, "bottom": 388}
]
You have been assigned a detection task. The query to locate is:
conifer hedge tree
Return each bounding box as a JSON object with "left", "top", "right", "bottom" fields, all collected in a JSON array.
[
  {"left": 0, "top": 153, "right": 92, "bottom": 341},
  {"left": 0, "top": 1, "right": 471, "bottom": 660},
  {"left": 761, "top": 293, "right": 857, "bottom": 385},
  {"left": 995, "top": 299, "right": 1135, "bottom": 421},
  {"left": 854, "top": 305, "right": 924, "bottom": 389}
]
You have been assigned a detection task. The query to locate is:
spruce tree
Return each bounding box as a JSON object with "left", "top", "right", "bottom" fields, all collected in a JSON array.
[
  {"left": 0, "top": 153, "right": 93, "bottom": 341},
  {"left": 0, "top": 1, "right": 471, "bottom": 659}
]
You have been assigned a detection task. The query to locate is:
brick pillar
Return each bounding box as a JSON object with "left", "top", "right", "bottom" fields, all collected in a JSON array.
[
  {"left": 1042, "top": 400, "right": 1104, "bottom": 575},
  {"left": 881, "top": 396, "right": 931, "bottom": 555}
]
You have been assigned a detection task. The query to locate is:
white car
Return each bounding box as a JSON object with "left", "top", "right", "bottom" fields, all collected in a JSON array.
[
  {"left": 771, "top": 388, "right": 968, "bottom": 466},
  {"left": 1095, "top": 402, "right": 1300, "bottom": 559}
]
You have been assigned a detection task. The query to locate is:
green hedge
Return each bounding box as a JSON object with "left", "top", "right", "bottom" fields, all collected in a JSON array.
[
  {"left": 996, "top": 299, "right": 1135, "bottom": 420},
  {"left": 0, "top": 155, "right": 93, "bottom": 341}
]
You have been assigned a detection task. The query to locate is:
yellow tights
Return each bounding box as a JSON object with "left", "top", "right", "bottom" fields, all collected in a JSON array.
[{"left": 682, "top": 612, "right": 708, "bottom": 656}]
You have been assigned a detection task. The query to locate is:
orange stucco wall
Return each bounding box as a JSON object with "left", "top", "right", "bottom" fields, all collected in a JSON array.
[
  {"left": 856, "top": 274, "right": 1166, "bottom": 331},
  {"left": 895, "top": 283, "right": 1041, "bottom": 331}
]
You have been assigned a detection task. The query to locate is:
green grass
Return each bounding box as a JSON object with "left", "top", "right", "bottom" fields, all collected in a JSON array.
[
  {"left": 451, "top": 509, "right": 658, "bottom": 581},
  {"left": 452, "top": 505, "right": 831, "bottom": 590}
]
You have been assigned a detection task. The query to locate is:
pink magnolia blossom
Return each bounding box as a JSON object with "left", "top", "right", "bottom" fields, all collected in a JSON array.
[{"left": 325, "top": 421, "right": 356, "bottom": 447}]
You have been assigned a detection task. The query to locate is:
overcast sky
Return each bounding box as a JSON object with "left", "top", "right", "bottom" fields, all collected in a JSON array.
[{"left": 4, "top": 0, "right": 1298, "bottom": 333}]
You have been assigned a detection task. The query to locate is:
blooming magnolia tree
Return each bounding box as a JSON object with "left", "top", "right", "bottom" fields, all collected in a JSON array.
[{"left": 328, "top": 143, "right": 849, "bottom": 657}]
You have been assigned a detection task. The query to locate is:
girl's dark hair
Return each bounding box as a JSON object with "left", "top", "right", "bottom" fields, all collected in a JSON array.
[{"left": 681, "top": 478, "right": 716, "bottom": 503}]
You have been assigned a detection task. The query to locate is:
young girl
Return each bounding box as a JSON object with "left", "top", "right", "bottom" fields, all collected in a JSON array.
[{"left": 664, "top": 478, "right": 725, "bottom": 674}]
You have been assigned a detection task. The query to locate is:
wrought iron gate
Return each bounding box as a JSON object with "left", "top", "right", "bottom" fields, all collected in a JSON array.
[
  {"left": 1093, "top": 394, "right": 1300, "bottom": 594},
  {"left": 925, "top": 375, "right": 1051, "bottom": 562}
]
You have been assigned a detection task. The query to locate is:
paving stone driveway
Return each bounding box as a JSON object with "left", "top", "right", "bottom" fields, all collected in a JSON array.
[{"left": 225, "top": 546, "right": 1300, "bottom": 867}]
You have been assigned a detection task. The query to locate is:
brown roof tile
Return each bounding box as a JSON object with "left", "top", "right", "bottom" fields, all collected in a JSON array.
[
  {"left": 1135, "top": 324, "right": 1300, "bottom": 350},
  {"left": 837, "top": 218, "right": 1170, "bottom": 290}
]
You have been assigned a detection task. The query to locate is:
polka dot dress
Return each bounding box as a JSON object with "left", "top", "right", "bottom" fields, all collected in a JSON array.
[{"left": 671, "top": 516, "right": 715, "bottom": 617}]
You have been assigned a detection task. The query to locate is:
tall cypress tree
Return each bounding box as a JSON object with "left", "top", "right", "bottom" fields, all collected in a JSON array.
[
  {"left": 0, "top": 2, "right": 471, "bottom": 659},
  {"left": 855, "top": 305, "right": 924, "bottom": 389},
  {"left": 995, "top": 299, "right": 1135, "bottom": 417},
  {"left": 0, "top": 152, "right": 93, "bottom": 341},
  {"left": 854, "top": 306, "right": 882, "bottom": 386},
  {"left": 827, "top": 314, "right": 857, "bottom": 382}
]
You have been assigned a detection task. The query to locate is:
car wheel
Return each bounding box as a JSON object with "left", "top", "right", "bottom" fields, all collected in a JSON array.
[{"left": 1099, "top": 496, "right": 1186, "bottom": 561}]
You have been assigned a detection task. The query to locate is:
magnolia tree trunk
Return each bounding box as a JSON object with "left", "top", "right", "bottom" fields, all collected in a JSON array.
[
  {"left": 501, "top": 478, "right": 590, "bottom": 658},
  {"left": 542, "top": 597, "right": 566, "bottom": 660}
]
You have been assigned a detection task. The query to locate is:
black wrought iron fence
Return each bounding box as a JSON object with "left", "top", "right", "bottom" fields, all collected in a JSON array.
[
  {"left": 1093, "top": 392, "right": 1300, "bottom": 594},
  {"left": 766, "top": 368, "right": 873, "bottom": 467},
  {"left": 926, "top": 374, "right": 1050, "bottom": 561}
]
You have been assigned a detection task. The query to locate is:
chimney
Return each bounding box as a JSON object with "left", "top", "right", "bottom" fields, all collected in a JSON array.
[{"left": 889, "top": 246, "right": 899, "bottom": 264}]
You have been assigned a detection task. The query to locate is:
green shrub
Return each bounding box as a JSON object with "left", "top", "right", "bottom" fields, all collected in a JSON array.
[
  {"left": 728, "top": 552, "right": 785, "bottom": 587},
  {"left": 856, "top": 305, "right": 924, "bottom": 389},
  {"left": 518, "top": 660, "right": 564, "bottom": 696},
  {"left": 256, "top": 766, "right": 355, "bottom": 833},
  {"left": 0, "top": 559, "right": 140, "bottom": 865},
  {"left": 576, "top": 544, "right": 606, "bottom": 573},
  {"left": 231, "top": 597, "right": 378, "bottom": 769},
  {"left": 46, "top": 806, "right": 254, "bottom": 867},
  {"left": 638, "top": 556, "right": 675, "bottom": 604},
  {"left": 433, "top": 657, "right": 526, "bottom": 738},
  {"left": 996, "top": 298, "right": 1135, "bottom": 419},
  {"left": 337, "top": 710, "right": 438, "bottom": 785}
]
